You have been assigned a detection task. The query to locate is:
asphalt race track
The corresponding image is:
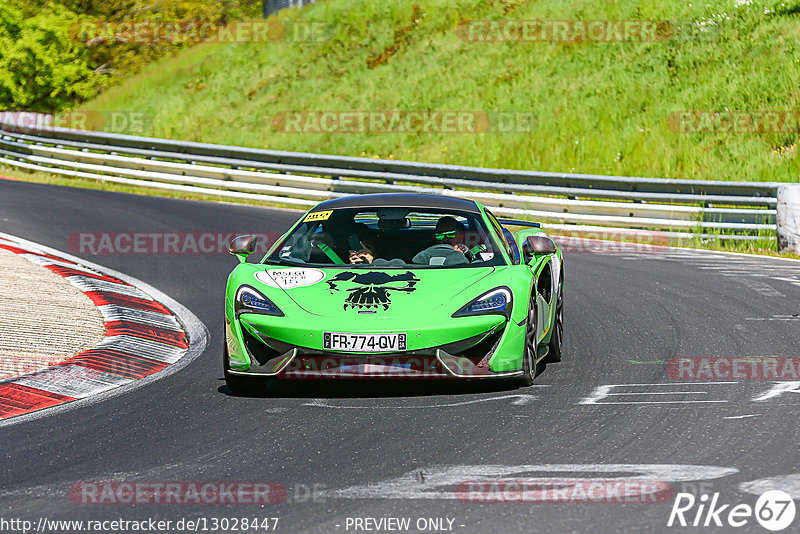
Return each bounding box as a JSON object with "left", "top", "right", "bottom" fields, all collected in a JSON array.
[{"left": 2, "top": 179, "right": 800, "bottom": 533}]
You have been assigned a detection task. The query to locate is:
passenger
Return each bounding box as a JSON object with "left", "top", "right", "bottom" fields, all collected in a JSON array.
[
  {"left": 347, "top": 222, "right": 377, "bottom": 264},
  {"left": 349, "top": 247, "right": 374, "bottom": 264},
  {"left": 322, "top": 215, "right": 375, "bottom": 264}
]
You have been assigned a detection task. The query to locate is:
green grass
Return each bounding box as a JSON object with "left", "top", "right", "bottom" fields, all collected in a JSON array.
[{"left": 78, "top": 0, "right": 800, "bottom": 182}]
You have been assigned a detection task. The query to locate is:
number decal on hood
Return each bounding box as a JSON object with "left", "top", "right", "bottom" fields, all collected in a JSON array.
[{"left": 255, "top": 268, "right": 326, "bottom": 289}]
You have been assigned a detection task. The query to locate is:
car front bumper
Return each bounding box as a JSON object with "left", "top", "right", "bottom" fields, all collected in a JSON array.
[{"left": 225, "top": 313, "right": 525, "bottom": 378}]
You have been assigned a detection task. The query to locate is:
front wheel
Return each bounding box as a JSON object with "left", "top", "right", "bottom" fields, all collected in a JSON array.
[{"left": 519, "top": 297, "right": 538, "bottom": 386}]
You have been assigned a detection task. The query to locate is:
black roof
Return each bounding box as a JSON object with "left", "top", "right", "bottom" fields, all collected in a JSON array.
[{"left": 313, "top": 193, "right": 480, "bottom": 213}]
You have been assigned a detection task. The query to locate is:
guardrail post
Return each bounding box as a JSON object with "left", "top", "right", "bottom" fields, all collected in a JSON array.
[{"left": 777, "top": 184, "right": 800, "bottom": 252}]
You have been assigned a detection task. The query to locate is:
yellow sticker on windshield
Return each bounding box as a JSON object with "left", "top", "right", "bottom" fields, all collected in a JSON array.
[{"left": 304, "top": 210, "right": 333, "bottom": 222}]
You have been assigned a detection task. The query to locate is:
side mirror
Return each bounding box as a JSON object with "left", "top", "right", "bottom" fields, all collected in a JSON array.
[
  {"left": 229, "top": 235, "right": 257, "bottom": 262},
  {"left": 523, "top": 236, "right": 556, "bottom": 262}
]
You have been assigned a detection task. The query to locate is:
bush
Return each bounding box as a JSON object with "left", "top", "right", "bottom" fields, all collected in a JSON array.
[{"left": 0, "top": 1, "right": 97, "bottom": 111}]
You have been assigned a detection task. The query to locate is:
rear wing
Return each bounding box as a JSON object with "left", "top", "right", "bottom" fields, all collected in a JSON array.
[{"left": 496, "top": 218, "right": 541, "bottom": 229}]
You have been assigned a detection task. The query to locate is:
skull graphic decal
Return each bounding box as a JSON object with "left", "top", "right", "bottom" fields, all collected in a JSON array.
[{"left": 326, "top": 271, "right": 420, "bottom": 311}]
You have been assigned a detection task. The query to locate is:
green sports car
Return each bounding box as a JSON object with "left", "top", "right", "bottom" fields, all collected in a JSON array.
[{"left": 223, "top": 193, "right": 563, "bottom": 393}]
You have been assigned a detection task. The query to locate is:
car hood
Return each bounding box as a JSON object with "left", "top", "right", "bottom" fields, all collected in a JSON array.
[{"left": 254, "top": 265, "right": 498, "bottom": 318}]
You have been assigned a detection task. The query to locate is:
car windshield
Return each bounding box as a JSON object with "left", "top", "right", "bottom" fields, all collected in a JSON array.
[{"left": 265, "top": 207, "right": 507, "bottom": 268}]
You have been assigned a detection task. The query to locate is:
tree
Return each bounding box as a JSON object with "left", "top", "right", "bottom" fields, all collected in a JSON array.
[{"left": 0, "top": 1, "right": 97, "bottom": 111}]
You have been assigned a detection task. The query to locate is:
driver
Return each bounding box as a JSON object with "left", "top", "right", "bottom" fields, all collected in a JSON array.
[{"left": 412, "top": 216, "right": 472, "bottom": 266}]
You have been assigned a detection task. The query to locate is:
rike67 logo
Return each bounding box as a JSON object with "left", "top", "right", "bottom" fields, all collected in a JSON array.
[{"left": 668, "top": 490, "right": 796, "bottom": 531}]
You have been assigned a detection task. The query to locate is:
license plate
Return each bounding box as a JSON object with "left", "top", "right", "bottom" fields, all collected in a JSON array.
[{"left": 323, "top": 332, "right": 407, "bottom": 352}]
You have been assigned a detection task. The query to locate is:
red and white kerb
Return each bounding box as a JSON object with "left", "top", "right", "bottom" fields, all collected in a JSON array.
[{"left": 0, "top": 236, "right": 188, "bottom": 419}]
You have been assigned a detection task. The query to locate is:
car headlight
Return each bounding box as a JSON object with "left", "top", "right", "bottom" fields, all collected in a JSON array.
[
  {"left": 453, "top": 287, "right": 512, "bottom": 319},
  {"left": 235, "top": 285, "right": 284, "bottom": 317}
]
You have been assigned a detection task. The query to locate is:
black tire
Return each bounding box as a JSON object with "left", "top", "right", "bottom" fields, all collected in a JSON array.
[
  {"left": 223, "top": 331, "right": 264, "bottom": 396},
  {"left": 519, "top": 297, "right": 538, "bottom": 386},
  {"left": 543, "top": 276, "right": 564, "bottom": 364}
]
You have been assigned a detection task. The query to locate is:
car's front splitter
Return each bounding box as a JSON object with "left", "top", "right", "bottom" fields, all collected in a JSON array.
[{"left": 227, "top": 346, "right": 522, "bottom": 380}]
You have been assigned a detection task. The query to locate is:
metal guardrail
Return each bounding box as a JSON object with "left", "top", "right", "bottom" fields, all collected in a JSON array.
[
  {"left": 0, "top": 120, "right": 780, "bottom": 241},
  {"left": 262, "top": 0, "right": 316, "bottom": 18}
]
